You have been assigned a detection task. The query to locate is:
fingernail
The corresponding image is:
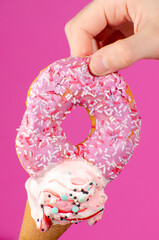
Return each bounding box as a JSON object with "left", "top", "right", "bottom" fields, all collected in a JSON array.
[{"left": 90, "top": 56, "right": 108, "bottom": 75}]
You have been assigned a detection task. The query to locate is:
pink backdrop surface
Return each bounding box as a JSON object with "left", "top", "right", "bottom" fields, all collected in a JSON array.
[{"left": 1, "top": 0, "right": 159, "bottom": 239}]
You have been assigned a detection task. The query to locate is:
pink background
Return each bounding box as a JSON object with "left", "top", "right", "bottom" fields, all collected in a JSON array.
[{"left": 1, "top": 0, "right": 159, "bottom": 239}]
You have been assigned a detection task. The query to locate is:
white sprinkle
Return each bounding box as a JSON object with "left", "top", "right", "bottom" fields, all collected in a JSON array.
[
  {"left": 24, "top": 150, "right": 27, "bottom": 155},
  {"left": 43, "top": 155, "right": 46, "bottom": 162},
  {"left": 107, "top": 126, "right": 113, "bottom": 131},
  {"left": 105, "top": 154, "right": 111, "bottom": 157},
  {"left": 101, "top": 156, "right": 108, "bottom": 161},
  {"left": 37, "top": 163, "right": 44, "bottom": 167},
  {"left": 89, "top": 108, "right": 94, "bottom": 116},
  {"left": 96, "top": 104, "right": 103, "bottom": 110},
  {"left": 65, "top": 94, "right": 72, "bottom": 100},
  {"left": 74, "top": 90, "right": 79, "bottom": 96},
  {"left": 16, "top": 141, "right": 23, "bottom": 148},
  {"left": 89, "top": 158, "right": 95, "bottom": 162},
  {"left": 99, "top": 148, "right": 102, "bottom": 154},
  {"left": 112, "top": 151, "right": 117, "bottom": 156},
  {"left": 72, "top": 98, "right": 76, "bottom": 104},
  {"left": 52, "top": 150, "right": 59, "bottom": 155}
]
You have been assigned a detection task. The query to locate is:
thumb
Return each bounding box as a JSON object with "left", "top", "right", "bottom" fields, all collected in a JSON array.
[{"left": 89, "top": 29, "right": 150, "bottom": 75}]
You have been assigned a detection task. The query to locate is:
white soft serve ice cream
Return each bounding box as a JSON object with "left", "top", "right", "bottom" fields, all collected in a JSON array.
[{"left": 26, "top": 158, "right": 109, "bottom": 232}]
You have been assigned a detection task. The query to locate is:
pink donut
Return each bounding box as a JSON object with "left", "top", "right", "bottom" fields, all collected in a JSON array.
[{"left": 16, "top": 56, "right": 141, "bottom": 180}]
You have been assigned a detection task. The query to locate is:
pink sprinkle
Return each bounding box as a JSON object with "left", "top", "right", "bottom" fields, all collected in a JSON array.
[
  {"left": 107, "top": 130, "right": 112, "bottom": 136},
  {"left": 37, "top": 138, "right": 40, "bottom": 146},
  {"left": 16, "top": 56, "right": 141, "bottom": 180},
  {"left": 101, "top": 120, "right": 104, "bottom": 125},
  {"left": 36, "top": 113, "right": 42, "bottom": 118},
  {"left": 41, "top": 142, "right": 47, "bottom": 148},
  {"left": 114, "top": 130, "right": 120, "bottom": 133},
  {"left": 25, "top": 137, "right": 31, "bottom": 145},
  {"left": 49, "top": 69, "right": 53, "bottom": 81},
  {"left": 97, "top": 139, "right": 104, "bottom": 144},
  {"left": 37, "top": 156, "right": 42, "bottom": 161},
  {"left": 101, "top": 88, "right": 104, "bottom": 93},
  {"left": 57, "top": 152, "right": 61, "bottom": 158},
  {"left": 90, "top": 83, "right": 96, "bottom": 89},
  {"left": 81, "top": 98, "right": 85, "bottom": 104},
  {"left": 117, "top": 136, "right": 123, "bottom": 139},
  {"left": 51, "top": 109, "right": 58, "bottom": 115},
  {"left": 46, "top": 91, "right": 56, "bottom": 95},
  {"left": 90, "top": 101, "right": 94, "bottom": 104},
  {"left": 114, "top": 101, "right": 120, "bottom": 105},
  {"left": 26, "top": 116, "right": 29, "bottom": 125},
  {"left": 109, "top": 139, "right": 115, "bottom": 146},
  {"left": 30, "top": 165, "right": 39, "bottom": 171},
  {"left": 19, "top": 135, "right": 23, "bottom": 142},
  {"left": 62, "top": 97, "right": 67, "bottom": 103},
  {"left": 39, "top": 95, "right": 47, "bottom": 101},
  {"left": 131, "top": 108, "right": 137, "bottom": 112},
  {"left": 24, "top": 154, "right": 28, "bottom": 160}
]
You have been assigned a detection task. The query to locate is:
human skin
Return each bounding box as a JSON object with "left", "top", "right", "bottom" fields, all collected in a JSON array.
[{"left": 65, "top": 0, "right": 159, "bottom": 75}]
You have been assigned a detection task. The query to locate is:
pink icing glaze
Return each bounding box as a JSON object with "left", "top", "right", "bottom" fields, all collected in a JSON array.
[
  {"left": 26, "top": 158, "right": 108, "bottom": 231},
  {"left": 16, "top": 56, "right": 141, "bottom": 180}
]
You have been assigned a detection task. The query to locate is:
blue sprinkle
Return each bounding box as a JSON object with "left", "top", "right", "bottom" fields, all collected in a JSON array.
[
  {"left": 51, "top": 207, "right": 59, "bottom": 214},
  {"left": 61, "top": 195, "right": 68, "bottom": 201},
  {"left": 78, "top": 196, "right": 86, "bottom": 203},
  {"left": 72, "top": 206, "right": 79, "bottom": 213}
]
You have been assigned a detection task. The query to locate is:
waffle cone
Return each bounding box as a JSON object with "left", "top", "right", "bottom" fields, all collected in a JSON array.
[{"left": 19, "top": 200, "right": 71, "bottom": 240}]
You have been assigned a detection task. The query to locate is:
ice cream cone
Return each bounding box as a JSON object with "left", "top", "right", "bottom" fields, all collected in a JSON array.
[{"left": 19, "top": 200, "right": 71, "bottom": 240}]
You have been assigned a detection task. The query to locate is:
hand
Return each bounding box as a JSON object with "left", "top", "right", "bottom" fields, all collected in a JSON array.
[{"left": 65, "top": 0, "right": 159, "bottom": 75}]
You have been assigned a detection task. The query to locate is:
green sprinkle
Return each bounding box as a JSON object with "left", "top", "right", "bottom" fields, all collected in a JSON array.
[
  {"left": 61, "top": 195, "right": 68, "bottom": 201},
  {"left": 51, "top": 207, "right": 59, "bottom": 214},
  {"left": 93, "top": 182, "right": 96, "bottom": 185},
  {"left": 85, "top": 204, "right": 87, "bottom": 207},
  {"left": 71, "top": 196, "right": 74, "bottom": 199},
  {"left": 78, "top": 196, "right": 86, "bottom": 203},
  {"left": 72, "top": 206, "right": 79, "bottom": 213},
  {"left": 67, "top": 172, "right": 70, "bottom": 175},
  {"left": 88, "top": 187, "right": 90, "bottom": 191}
]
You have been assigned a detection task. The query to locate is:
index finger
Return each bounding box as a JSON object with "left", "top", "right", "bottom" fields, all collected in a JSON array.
[{"left": 65, "top": 0, "right": 107, "bottom": 56}]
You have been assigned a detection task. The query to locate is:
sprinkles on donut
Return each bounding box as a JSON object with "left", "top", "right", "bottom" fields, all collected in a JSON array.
[{"left": 16, "top": 56, "right": 141, "bottom": 231}]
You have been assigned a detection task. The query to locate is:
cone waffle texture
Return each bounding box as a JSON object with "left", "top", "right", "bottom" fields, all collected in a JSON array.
[{"left": 19, "top": 200, "right": 71, "bottom": 240}]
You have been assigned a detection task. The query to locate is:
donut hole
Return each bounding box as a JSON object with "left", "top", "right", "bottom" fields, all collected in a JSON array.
[{"left": 61, "top": 106, "right": 92, "bottom": 146}]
